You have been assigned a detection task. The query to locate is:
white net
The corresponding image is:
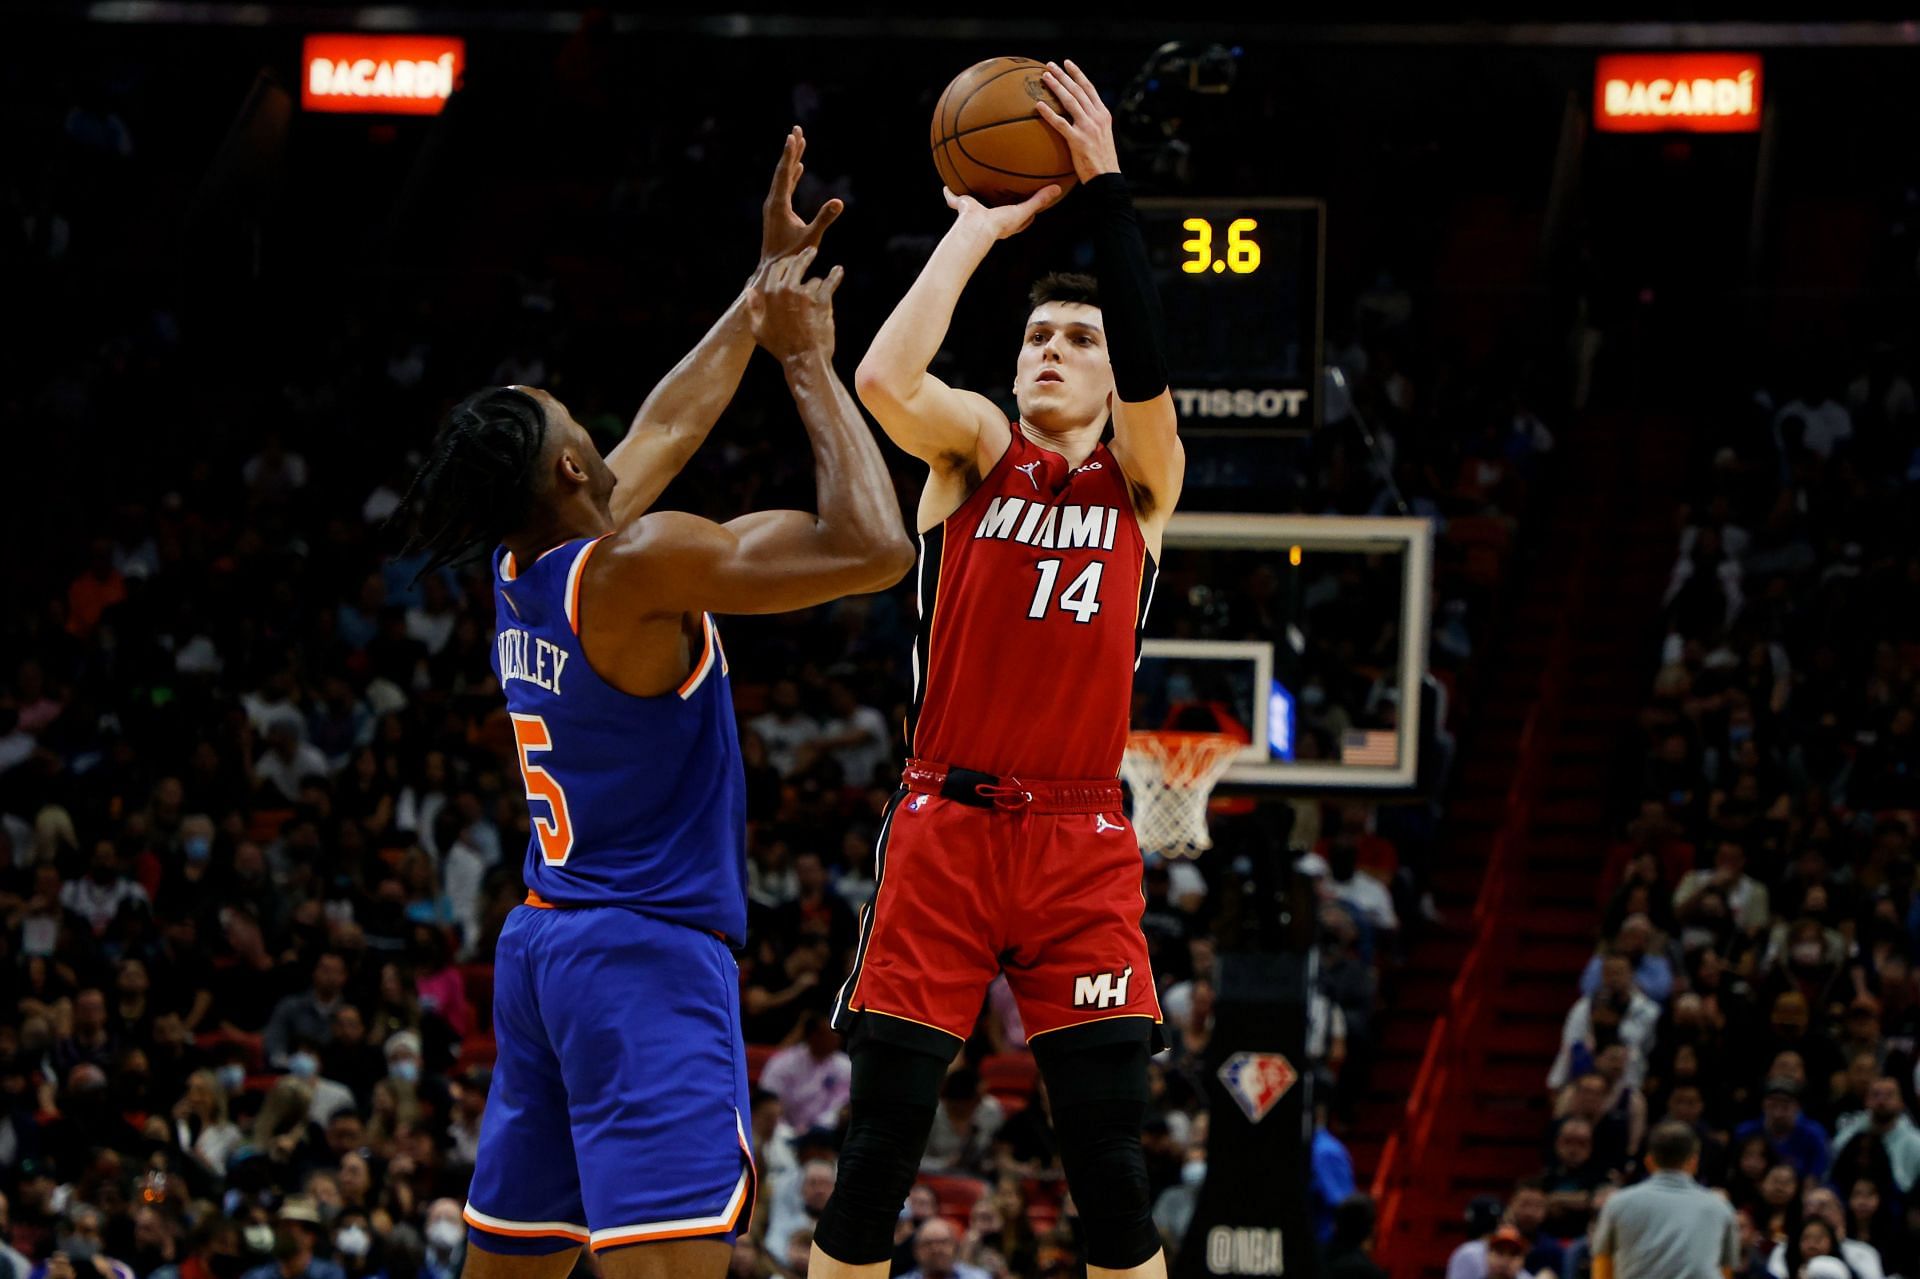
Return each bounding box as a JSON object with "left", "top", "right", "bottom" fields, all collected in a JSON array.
[{"left": 1120, "top": 731, "right": 1242, "bottom": 857}]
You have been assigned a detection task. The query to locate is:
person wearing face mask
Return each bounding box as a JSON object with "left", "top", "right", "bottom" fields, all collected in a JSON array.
[
  {"left": 282, "top": 1039, "right": 354, "bottom": 1129},
  {"left": 238, "top": 1201, "right": 342, "bottom": 1279},
  {"left": 150, "top": 1218, "right": 249, "bottom": 1279},
  {"left": 1149, "top": 1147, "right": 1206, "bottom": 1253},
  {"left": 326, "top": 1214, "right": 380, "bottom": 1279},
  {"left": 418, "top": 1200, "right": 464, "bottom": 1279}
]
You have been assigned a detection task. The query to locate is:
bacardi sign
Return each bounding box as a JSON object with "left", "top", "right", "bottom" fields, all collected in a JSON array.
[
  {"left": 302, "top": 35, "right": 465, "bottom": 115},
  {"left": 1594, "top": 52, "right": 1763, "bottom": 134}
]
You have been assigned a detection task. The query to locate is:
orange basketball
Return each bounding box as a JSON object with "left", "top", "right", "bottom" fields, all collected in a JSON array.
[{"left": 930, "top": 57, "right": 1078, "bottom": 206}]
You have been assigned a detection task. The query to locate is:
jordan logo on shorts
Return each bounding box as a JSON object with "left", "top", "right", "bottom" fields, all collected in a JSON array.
[{"left": 1094, "top": 813, "right": 1122, "bottom": 834}]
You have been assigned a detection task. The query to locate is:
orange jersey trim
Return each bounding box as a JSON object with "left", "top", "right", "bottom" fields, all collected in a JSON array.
[{"left": 524, "top": 890, "right": 556, "bottom": 909}]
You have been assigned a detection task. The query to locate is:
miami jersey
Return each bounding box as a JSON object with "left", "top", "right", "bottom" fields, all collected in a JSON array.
[
  {"left": 907, "top": 431, "right": 1156, "bottom": 780},
  {"left": 490, "top": 536, "right": 747, "bottom": 944}
]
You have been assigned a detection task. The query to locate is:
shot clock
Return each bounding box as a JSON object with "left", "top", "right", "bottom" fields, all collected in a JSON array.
[{"left": 1135, "top": 198, "right": 1324, "bottom": 436}]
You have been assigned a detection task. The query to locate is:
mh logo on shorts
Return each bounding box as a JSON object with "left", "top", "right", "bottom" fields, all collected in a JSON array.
[
  {"left": 1072, "top": 965, "right": 1133, "bottom": 1010},
  {"left": 1218, "top": 1052, "right": 1298, "bottom": 1124}
]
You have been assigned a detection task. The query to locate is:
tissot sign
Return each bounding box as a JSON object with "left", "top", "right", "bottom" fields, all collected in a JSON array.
[
  {"left": 1594, "top": 52, "right": 1763, "bottom": 133},
  {"left": 302, "top": 35, "right": 465, "bottom": 115}
]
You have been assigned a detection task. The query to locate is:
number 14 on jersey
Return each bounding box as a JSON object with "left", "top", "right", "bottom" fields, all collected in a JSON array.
[{"left": 1029, "top": 559, "right": 1104, "bottom": 623}]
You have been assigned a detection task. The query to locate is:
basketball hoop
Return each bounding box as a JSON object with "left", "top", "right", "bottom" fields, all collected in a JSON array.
[{"left": 1121, "top": 730, "right": 1243, "bottom": 858}]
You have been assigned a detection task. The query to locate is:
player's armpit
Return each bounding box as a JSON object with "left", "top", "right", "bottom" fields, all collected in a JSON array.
[
  {"left": 600, "top": 508, "right": 911, "bottom": 618},
  {"left": 1107, "top": 389, "right": 1185, "bottom": 520},
  {"left": 852, "top": 370, "right": 1008, "bottom": 474}
]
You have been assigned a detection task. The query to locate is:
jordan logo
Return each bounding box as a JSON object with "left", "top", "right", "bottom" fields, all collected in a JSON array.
[
  {"left": 1015, "top": 460, "right": 1044, "bottom": 491},
  {"left": 1095, "top": 813, "right": 1123, "bottom": 834}
]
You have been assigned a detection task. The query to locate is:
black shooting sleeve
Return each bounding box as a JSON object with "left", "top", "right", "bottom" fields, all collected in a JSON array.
[{"left": 1081, "top": 173, "right": 1169, "bottom": 404}]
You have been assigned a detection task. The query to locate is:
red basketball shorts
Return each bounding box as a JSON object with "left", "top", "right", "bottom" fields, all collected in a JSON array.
[{"left": 830, "top": 758, "right": 1164, "bottom": 1057}]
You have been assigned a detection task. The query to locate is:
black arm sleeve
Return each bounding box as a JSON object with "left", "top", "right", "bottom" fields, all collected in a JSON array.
[{"left": 1082, "top": 173, "right": 1169, "bottom": 404}]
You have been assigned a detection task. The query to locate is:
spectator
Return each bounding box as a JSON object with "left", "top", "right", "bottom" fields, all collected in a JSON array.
[
  {"left": 1829, "top": 1077, "right": 1919, "bottom": 1194},
  {"left": 1324, "top": 1195, "right": 1389, "bottom": 1279},
  {"left": 1673, "top": 841, "right": 1771, "bottom": 936},
  {"left": 1765, "top": 1186, "right": 1884, "bottom": 1279},
  {"left": 920, "top": 1066, "right": 1003, "bottom": 1176},
  {"left": 0, "top": 1195, "right": 28, "bottom": 1279},
  {"left": 748, "top": 680, "right": 821, "bottom": 778},
  {"left": 899, "top": 1217, "right": 990, "bottom": 1279},
  {"left": 1733, "top": 1079, "right": 1830, "bottom": 1181},
  {"left": 1548, "top": 956, "right": 1660, "bottom": 1091},
  {"left": 419, "top": 1201, "right": 464, "bottom": 1279},
  {"left": 1539, "top": 1118, "right": 1611, "bottom": 1238},
  {"left": 1481, "top": 1227, "right": 1534, "bottom": 1279},
  {"left": 171, "top": 1068, "right": 244, "bottom": 1177},
  {"left": 264, "top": 954, "right": 351, "bottom": 1068},
  {"left": 815, "top": 680, "right": 890, "bottom": 788},
  {"left": 254, "top": 724, "right": 330, "bottom": 806},
  {"left": 757, "top": 1009, "right": 851, "bottom": 1135},
  {"left": 1579, "top": 915, "right": 1675, "bottom": 1005},
  {"left": 760, "top": 1160, "right": 834, "bottom": 1267},
  {"left": 1311, "top": 1116, "right": 1357, "bottom": 1246},
  {"left": 1560, "top": 1184, "right": 1615, "bottom": 1279},
  {"left": 60, "top": 842, "right": 150, "bottom": 936},
  {"left": 1588, "top": 1122, "right": 1737, "bottom": 1279},
  {"left": 238, "top": 1200, "right": 342, "bottom": 1279}
]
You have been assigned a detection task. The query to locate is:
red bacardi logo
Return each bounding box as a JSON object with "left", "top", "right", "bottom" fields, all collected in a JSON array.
[
  {"left": 1218, "top": 1051, "right": 1297, "bottom": 1123},
  {"left": 1594, "top": 53, "right": 1763, "bottom": 134},
  {"left": 302, "top": 35, "right": 466, "bottom": 116}
]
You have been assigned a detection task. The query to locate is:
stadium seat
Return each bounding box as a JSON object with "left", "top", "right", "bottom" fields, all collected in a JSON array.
[
  {"left": 919, "top": 1173, "right": 987, "bottom": 1220},
  {"left": 455, "top": 1035, "right": 497, "bottom": 1072},
  {"left": 460, "top": 964, "right": 495, "bottom": 1034},
  {"left": 194, "top": 1028, "right": 264, "bottom": 1070},
  {"left": 245, "top": 808, "right": 294, "bottom": 844},
  {"left": 979, "top": 1052, "right": 1036, "bottom": 1103}
]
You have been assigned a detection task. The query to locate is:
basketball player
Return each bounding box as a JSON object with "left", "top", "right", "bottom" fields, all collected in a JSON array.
[
  {"left": 392, "top": 131, "right": 913, "bottom": 1279},
  {"left": 811, "top": 61, "right": 1182, "bottom": 1279}
]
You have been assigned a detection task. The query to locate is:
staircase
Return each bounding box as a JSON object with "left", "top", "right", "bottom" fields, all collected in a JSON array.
[{"left": 1369, "top": 414, "right": 1685, "bottom": 1276}]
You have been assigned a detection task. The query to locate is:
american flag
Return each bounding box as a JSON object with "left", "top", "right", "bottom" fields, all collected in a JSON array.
[{"left": 1341, "top": 730, "right": 1398, "bottom": 767}]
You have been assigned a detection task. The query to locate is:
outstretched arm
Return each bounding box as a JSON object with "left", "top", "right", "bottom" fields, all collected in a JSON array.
[
  {"left": 1039, "top": 59, "right": 1184, "bottom": 519},
  {"left": 607, "top": 248, "right": 915, "bottom": 616},
  {"left": 606, "top": 126, "right": 843, "bottom": 524},
  {"left": 853, "top": 185, "right": 1061, "bottom": 469}
]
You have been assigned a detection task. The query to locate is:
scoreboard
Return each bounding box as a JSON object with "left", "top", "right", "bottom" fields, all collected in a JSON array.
[{"left": 1136, "top": 198, "right": 1325, "bottom": 435}]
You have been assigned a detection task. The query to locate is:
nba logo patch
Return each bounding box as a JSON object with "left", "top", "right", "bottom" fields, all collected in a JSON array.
[
  {"left": 1218, "top": 1052, "right": 1297, "bottom": 1124},
  {"left": 909, "top": 795, "right": 927, "bottom": 811}
]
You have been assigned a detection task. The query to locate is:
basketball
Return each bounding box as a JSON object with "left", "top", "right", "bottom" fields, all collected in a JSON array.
[{"left": 930, "top": 56, "right": 1078, "bottom": 205}]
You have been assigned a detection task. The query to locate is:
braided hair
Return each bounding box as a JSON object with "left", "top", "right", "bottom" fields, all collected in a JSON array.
[{"left": 389, "top": 387, "right": 549, "bottom": 578}]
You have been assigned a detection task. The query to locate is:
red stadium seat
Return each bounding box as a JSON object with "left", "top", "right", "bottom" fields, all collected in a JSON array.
[
  {"left": 745, "top": 1043, "right": 776, "bottom": 1086},
  {"left": 979, "top": 1052, "right": 1036, "bottom": 1103},
  {"left": 194, "top": 1029, "right": 265, "bottom": 1071},
  {"left": 918, "top": 1174, "right": 987, "bottom": 1220},
  {"left": 245, "top": 808, "right": 295, "bottom": 844},
  {"left": 455, "top": 1035, "right": 497, "bottom": 1072},
  {"left": 461, "top": 964, "right": 495, "bottom": 1034}
]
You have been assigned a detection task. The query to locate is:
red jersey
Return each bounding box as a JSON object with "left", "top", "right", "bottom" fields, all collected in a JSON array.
[{"left": 906, "top": 430, "right": 1157, "bottom": 780}]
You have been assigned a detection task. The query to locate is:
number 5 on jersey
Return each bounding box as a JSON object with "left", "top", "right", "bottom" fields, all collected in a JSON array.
[
  {"left": 511, "top": 713, "right": 574, "bottom": 866},
  {"left": 1028, "top": 559, "right": 1104, "bottom": 623}
]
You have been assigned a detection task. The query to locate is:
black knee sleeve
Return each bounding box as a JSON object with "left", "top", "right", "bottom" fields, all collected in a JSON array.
[
  {"left": 810, "top": 1039, "right": 945, "bottom": 1265},
  {"left": 1038, "top": 1036, "right": 1162, "bottom": 1270}
]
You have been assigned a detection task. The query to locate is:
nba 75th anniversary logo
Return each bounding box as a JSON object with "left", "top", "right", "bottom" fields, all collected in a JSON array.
[{"left": 1217, "top": 1052, "right": 1297, "bottom": 1123}]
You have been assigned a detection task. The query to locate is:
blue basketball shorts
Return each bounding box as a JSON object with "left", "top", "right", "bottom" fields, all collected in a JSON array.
[{"left": 463, "top": 900, "right": 754, "bottom": 1253}]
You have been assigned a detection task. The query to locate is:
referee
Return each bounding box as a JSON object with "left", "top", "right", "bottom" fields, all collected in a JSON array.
[{"left": 1592, "top": 1122, "right": 1738, "bottom": 1279}]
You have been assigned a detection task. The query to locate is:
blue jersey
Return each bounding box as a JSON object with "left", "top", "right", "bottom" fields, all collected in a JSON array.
[{"left": 490, "top": 536, "right": 747, "bottom": 944}]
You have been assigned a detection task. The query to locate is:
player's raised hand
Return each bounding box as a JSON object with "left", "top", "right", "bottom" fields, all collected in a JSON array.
[
  {"left": 762, "top": 126, "right": 844, "bottom": 265},
  {"left": 942, "top": 183, "right": 1063, "bottom": 240},
  {"left": 1035, "top": 59, "right": 1120, "bottom": 182},
  {"left": 749, "top": 246, "right": 846, "bottom": 360}
]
